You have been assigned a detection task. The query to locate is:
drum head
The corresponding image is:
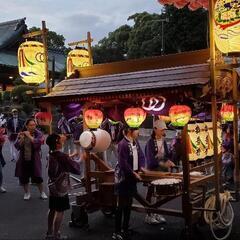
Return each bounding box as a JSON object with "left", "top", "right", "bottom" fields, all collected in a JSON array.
[{"left": 79, "top": 131, "right": 93, "bottom": 149}]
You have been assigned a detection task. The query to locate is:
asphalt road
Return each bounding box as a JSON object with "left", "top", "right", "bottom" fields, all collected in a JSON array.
[{"left": 0, "top": 139, "right": 240, "bottom": 240}]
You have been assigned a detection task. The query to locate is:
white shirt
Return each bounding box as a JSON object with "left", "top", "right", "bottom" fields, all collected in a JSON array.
[
  {"left": 13, "top": 117, "right": 18, "bottom": 133},
  {"left": 156, "top": 139, "right": 165, "bottom": 160},
  {"left": 131, "top": 143, "right": 138, "bottom": 171}
]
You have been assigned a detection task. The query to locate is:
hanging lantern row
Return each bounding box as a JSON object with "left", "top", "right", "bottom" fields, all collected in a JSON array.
[
  {"left": 220, "top": 104, "right": 234, "bottom": 122},
  {"left": 67, "top": 48, "right": 90, "bottom": 77},
  {"left": 214, "top": 0, "right": 240, "bottom": 54},
  {"left": 169, "top": 105, "right": 192, "bottom": 127},
  {"left": 18, "top": 41, "right": 46, "bottom": 84},
  {"left": 124, "top": 107, "right": 146, "bottom": 128}
]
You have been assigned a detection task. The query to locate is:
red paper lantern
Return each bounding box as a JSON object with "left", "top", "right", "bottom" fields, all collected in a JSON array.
[
  {"left": 169, "top": 105, "right": 192, "bottom": 127},
  {"left": 220, "top": 104, "right": 234, "bottom": 122},
  {"left": 84, "top": 109, "right": 103, "bottom": 129},
  {"left": 124, "top": 107, "right": 146, "bottom": 128},
  {"left": 35, "top": 112, "right": 52, "bottom": 126}
]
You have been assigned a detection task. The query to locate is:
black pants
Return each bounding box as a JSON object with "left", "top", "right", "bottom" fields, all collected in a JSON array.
[{"left": 115, "top": 195, "right": 133, "bottom": 233}]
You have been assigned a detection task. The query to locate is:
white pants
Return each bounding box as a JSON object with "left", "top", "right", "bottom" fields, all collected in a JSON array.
[{"left": 10, "top": 141, "right": 19, "bottom": 161}]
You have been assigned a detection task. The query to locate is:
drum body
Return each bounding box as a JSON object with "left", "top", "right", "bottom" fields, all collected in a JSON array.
[
  {"left": 79, "top": 129, "right": 111, "bottom": 152},
  {"left": 151, "top": 178, "right": 182, "bottom": 196}
]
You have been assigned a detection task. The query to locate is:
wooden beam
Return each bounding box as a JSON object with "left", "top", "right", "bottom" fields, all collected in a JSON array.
[
  {"left": 68, "top": 38, "right": 93, "bottom": 46},
  {"left": 22, "top": 30, "right": 48, "bottom": 39}
]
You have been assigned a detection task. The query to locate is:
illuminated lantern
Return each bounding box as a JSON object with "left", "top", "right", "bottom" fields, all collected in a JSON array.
[
  {"left": 220, "top": 104, "right": 234, "bottom": 122},
  {"left": 169, "top": 105, "right": 192, "bottom": 127},
  {"left": 124, "top": 107, "right": 146, "bottom": 128},
  {"left": 214, "top": 0, "right": 240, "bottom": 54},
  {"left": 67, "top": 48, "right": 90, "bottom": 77},
  {"left": 84, "top": 109, "right": 103, "bottom": 129},
  {"left": 35, "top": 112, "right": 52, "bottom": 126},
  {"left": 18, "top": 41, "right": 45, "bottom": 84}
]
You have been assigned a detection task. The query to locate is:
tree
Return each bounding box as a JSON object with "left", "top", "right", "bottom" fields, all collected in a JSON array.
[
  {"left": 28, "top": 27, "right": 66, "bottom": 51},
  {"left": 93, "top": 25, "right": 131, "bottom": 63},
  {"left": 93, "top": 8, "right": 208, "bottom": 63}
]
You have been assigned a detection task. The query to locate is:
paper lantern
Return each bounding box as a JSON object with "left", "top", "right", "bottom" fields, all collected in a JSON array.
[
  {"left": 67, "top": 48, "right": 90, "bottom": 77},
  {"left": 84, "top": 109, "right": 103, "bottom": 129},
  {"left": 18, "top": 41, "right": 46, "bottom": 84},
  {"left": 169, "top": 105, "right": 192, "bottom": 127},
  {"left": 220, "top": 104, "right": 234, "bottom": 122},
  {"left": 35, "top": 112, "right": 52, "bottom": 126},
  {"left": 214, "top": 0, "right": 240, "bottom": 54},
  {"left": 124, "top": 107, "right": 146, "bottom": 128}
]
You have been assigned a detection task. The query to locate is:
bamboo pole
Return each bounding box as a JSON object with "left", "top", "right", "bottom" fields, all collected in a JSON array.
[
  {"left": 42, "top": 21, "right": 49, "bottom": 94},
  {"left": 232, "top": 59, "right": 239, "bottom": 200},
  {"left": 209, "top": 0, "right": 220, "bottom": 209}
]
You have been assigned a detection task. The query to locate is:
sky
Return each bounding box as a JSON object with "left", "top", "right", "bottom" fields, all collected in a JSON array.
[{"left": 1, "top": 0, "right": 162, "bottom": 45}]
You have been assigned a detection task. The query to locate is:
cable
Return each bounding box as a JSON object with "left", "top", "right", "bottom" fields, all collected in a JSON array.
[{"left": 204, "top": 191, "right": 234, "bottom": 240}]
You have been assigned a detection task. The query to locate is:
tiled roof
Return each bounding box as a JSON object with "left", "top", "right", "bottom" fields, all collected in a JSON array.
[{"left": 43, "top": 63, "right": 209, "bottom": 101}]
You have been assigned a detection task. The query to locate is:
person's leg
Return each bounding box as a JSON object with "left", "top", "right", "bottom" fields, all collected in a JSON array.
[
  {"left": 115, "top": 195, "right": 124, "bottom": 233},
  {"left": 53, "top": 211, "right": 64, "bottom": 238},
  {"left": 0, "top": 162, "right": 3, "bottom": 187},
  {"left": 47, "top": 209, "right": 55, "bottom": 236},
  {"left": 9, "top": 141, "right": 15, "bottom": 161},
  {"left": 23, "top": 183, "right": 30, "bottom": 193},
  {"left": 122, "top": 196, "right": 133, "bottom": 232},
  {"left": 33, "top": 177, "right": 48, "bottom": 199}
]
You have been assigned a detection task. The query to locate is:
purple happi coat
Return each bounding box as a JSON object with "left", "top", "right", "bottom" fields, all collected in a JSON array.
[
  {"left": 15, "top": 129, "right": 44, "bottom": 178},
  {"left": 115, "top": 137, "right": 145, "bottom": 195},
  {"left": 145, "top": 137, "right": 170, "bottom": 170}
]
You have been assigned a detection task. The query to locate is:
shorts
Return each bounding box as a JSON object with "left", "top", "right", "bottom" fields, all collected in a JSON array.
[
  {"left": 49, "top": 194, "right": 70, "bottom": 212},
  {"left": 19, "top": 176, "right": 43, "bottom": 185},
  {"left": 19, "top": 161, "right": 43, "bottom": 185}
]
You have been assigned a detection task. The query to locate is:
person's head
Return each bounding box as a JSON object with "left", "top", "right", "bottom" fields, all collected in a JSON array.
[
  {"left": 25, "top": 119, "right": 36, "bottom": 133},
  {"left": 123, "top": 126, "right": 139, "bottom": 141},
  {"left": 152, "top": 119, "right": 167, "bottom": 139},
  {"left": 12, "top": 109, "right": 18, "bottom": 118},
  {"left": 46, "top": 133, "right": 62, "bottom": 153},
  {"left": 74, "top": 69, "right": 80, "bottom": 78}
]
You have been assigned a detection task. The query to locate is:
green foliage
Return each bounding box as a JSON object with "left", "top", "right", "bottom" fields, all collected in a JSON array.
[
  {"left": 29, "top": 27, "right": 66, "bottom": 51},
  {"left": 93, "top": 8, "right": 208, "bottom": 63},
  {"left": 11, "top": 85, "right": 36, "bottom": 103},
  {"left": 2, "top": 91, "right": 11, "bottom": 102},
  {"left": 22, "top": 103, "right": 35, "bottom": 116}
]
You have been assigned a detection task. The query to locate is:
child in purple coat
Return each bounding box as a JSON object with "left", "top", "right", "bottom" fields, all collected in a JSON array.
[
  {"left": 46, "top": 133, "right": 81, "bottom": 240},
  {"left": 113, "top": 126, "right": 145, "bottom": 240}
]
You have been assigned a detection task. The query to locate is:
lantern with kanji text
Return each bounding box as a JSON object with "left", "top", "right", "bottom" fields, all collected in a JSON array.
[
  {"left": 67, "top": 48, "right": 90, "bottom": 77},
  {"left": 18, "top": 41, "right": 46, "bottom": 84}
]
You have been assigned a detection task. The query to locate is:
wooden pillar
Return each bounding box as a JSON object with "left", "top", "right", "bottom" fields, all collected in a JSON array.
[
  {"left": 232, "top": 63, "right": 239, "bottom": 200},
  {"left": 42, "top": 21, "right": 49, "bottom": 94},
  {"left": 209, "top": 0, "right": 220, "bottom": 210},
  {"left": 82, "top": 104, "right": 92, "bottom": 194},
  {"left": 181, "top": 126, "right": 192, "bottom": 238},
  {"left": 87, "top": 32, "right": 93, "bottom": 66}
]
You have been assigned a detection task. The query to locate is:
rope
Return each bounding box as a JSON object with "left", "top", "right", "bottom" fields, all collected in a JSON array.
[{"left": 204, "top": 191, "right": 234, "bottom": 240}]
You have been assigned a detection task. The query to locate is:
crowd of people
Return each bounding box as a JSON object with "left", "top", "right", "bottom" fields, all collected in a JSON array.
[{"left": 0, "top": 108, "right": 236, "bottom": 240}]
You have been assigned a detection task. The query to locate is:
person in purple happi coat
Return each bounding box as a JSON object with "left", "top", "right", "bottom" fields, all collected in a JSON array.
[
  {"left": 112, "top": 126, "right": 145, "bottom": 240},
  {"left": 15, "top": 118, "right": 47, "bottom": 200}
]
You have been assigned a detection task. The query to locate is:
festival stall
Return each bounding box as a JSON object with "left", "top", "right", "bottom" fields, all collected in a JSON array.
[{"left": 36, "top": 48, "right": 236, "bottom": 239}]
